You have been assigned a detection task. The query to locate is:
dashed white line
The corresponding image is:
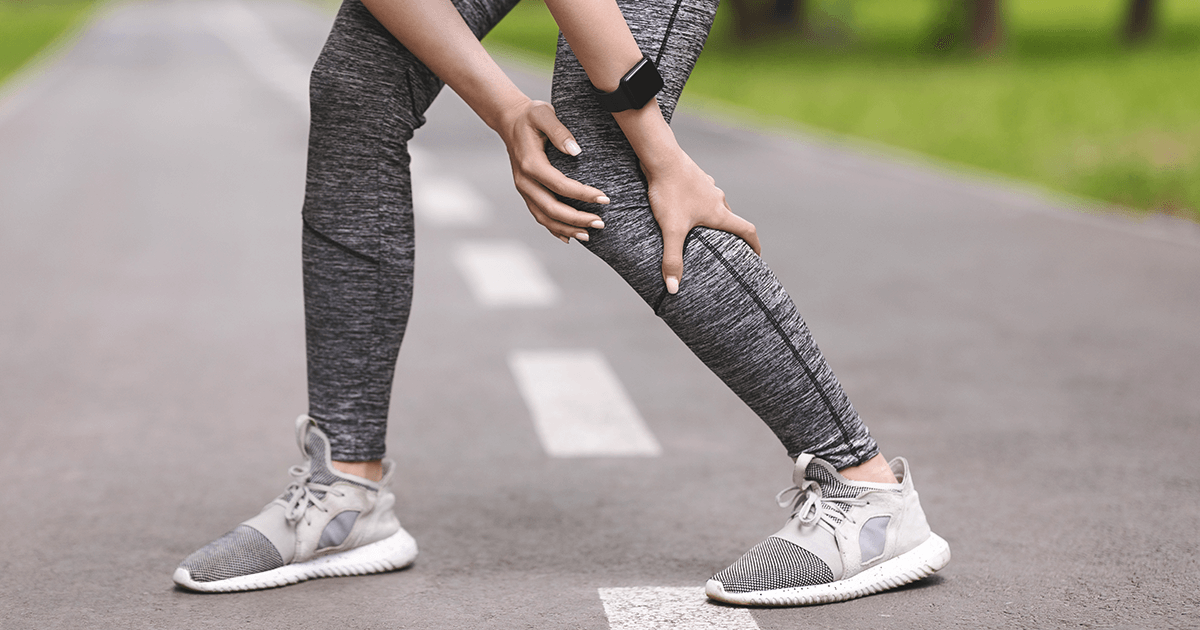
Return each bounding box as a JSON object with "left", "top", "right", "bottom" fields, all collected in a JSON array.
[
  {"left": 413, "top": 174, "right": 492, "bottom": 227},
  {"left": 454, "top": 241, "right": 559, "bottom": 307},
  {"left": 599, "top": 587, "right": 760, "bottom": 630},
  {"left": 508, "top": 350, "right": 661, "bottom": 457}
]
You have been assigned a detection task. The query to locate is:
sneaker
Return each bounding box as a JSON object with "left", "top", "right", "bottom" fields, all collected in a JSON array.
[
  {"left": 173, "top": 415, "right": 418, "bottom": 592},
  {"left": 705, "top": 454, "right": 950, "bottom": 606}
]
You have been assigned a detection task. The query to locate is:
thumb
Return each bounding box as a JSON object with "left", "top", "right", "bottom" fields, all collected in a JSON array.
[{"left": 661, "top": 226, "right": 686, "bottom": 295}]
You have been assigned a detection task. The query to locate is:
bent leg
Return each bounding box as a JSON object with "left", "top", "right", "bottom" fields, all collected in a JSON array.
[
  {"left": 302, "top": 0, "right": 517, "bottom": 460},
  {"left": 547, "top": 0, "right": 877, "bottom": 467}
]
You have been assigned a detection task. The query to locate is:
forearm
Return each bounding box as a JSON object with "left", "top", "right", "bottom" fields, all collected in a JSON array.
[
  {"left": 543, "top": 0, "right": 687, "bottom": 171},
  {"left": 363, "top": 0, "right": 609, "bottom": 241},
  {"left": 359, "top": 0, "right": 525, "bottom": 131}
]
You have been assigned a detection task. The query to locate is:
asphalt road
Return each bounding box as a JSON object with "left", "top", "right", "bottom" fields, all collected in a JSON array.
[{"left": 1, "top": 1, "right": 1198, "bottom": 628}]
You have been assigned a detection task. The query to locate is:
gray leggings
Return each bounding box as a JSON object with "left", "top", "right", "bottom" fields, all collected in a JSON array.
[{"left": 301, "top": 0, "right": 879, "bottom": 468}]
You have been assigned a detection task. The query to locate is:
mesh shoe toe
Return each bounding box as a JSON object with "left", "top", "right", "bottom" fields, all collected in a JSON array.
[
  {"left": 173, "top": 415, "right": 418, "bottom": 592},
  {"left": 706, "top": 454, "right": 950, "bottom": 606}
]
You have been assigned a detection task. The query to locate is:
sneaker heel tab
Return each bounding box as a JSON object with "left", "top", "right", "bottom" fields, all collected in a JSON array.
[
  {"left": 889, "top": 457, "right": 911, "bottom": 485},
  {"left": 792, "top": 453, "right": 816, "bottom": 485},
  {"left": 378, "top": 459, "right": 397, "bottom": 487},
  {"left": 295, "top": 415, "right": 315, "bottom": 450}
]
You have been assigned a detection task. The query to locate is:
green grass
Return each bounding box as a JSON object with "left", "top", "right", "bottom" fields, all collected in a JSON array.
[
  {"left": 484, "top": 0, "right": 1200, "bottom": 219},
  {"left": 0, "top": 0, "right": 97, "bottom": 86}
]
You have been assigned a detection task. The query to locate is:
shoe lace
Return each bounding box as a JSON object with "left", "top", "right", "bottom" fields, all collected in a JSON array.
[
  {"left": 776, "top": 478, "right": 867, "bottom": 529},
  {"left": 281, "top": 464, "right": 343, "bottom": 524}
]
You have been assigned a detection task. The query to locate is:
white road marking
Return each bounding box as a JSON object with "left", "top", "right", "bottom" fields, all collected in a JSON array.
[
  {"left": 206, "top": 0, "right": 311, "bottom": 114},
  {"left": 509, "top": 350, "right": 661, "bottom": 457},
  {"left": 599, "top": 587, "right": 760, "bottom": 630},
  {"left": 454, "top": 241, "right": 559, "bottom": 307},
  {"left": 413, "top": 174, "right": 492, "bottom": 227}
]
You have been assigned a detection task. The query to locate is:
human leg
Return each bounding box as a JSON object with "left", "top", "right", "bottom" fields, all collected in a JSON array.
[
  {"left": 175, "top": 0, "right": 518, "bottom": 591},
  {"left": 546, "top": 0, "right": 948, "bottom": 603},
  {"left": 547, "top": 0, "right": 875, "bottom": 470},
  {"left": 303, "top": 0, "right": 519, "bottom": 464}
]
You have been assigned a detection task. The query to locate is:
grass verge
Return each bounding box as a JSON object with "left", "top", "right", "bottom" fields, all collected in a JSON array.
[
  {"left": 0, "top": 0, "right": 97, "bottom": 86},
  {"left": 484, "top": 0, "right": 1200, "bottom": 220}
]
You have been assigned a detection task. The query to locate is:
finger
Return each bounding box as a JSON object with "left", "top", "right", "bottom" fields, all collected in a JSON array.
[
  {"left": 528, "top": 101, "right": 582, "bottom": 157},
  {"left": 532, "top": 211, "right": 591, "bottom": 242},
  {"left": 520, "top": 193, "right": 596, "bottom": 242},
  {"left": 710, "top": 211, "right": 761, "bottom": 256},
  {"left": 518, "top": 180, "right": 607, "bottom": 229},
  {"left": 660, "top": 225, "right": 687, "bottom": 295},
  {"left": 521, "top": 156, "right": 609, "bottom": 205}
]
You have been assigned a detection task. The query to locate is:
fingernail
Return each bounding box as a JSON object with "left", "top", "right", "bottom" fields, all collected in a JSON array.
[
  {"left": 665, "top": 277, "right": 679, "bottom": 294},
  {"left": 565, "top": 140, "right": 581, "bottom": 156},
  {"left": 574, "top": 232, "right": 589, "bottom": 242},
  {"left": 558, "top": 235, "right": 569, "bottom": 244},
  {"left": 596, "top": 195, "right": 610, "bottom": 204},
  {"left": 590, "top": 219, "right": 605, "bottom": 229}
]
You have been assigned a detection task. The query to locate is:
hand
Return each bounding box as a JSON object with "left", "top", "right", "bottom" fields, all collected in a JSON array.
[
  {"left": 497, "top": 99, "right": 610, "bottom": 243},
  {"left": 644, "top": 151, "right": 761, "bottom": 294}
]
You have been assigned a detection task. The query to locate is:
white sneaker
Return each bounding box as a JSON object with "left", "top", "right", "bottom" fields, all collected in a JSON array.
[
  {"left": 705, "top": 454, "right": 950, "bottom": 606},
  {"left": 173, "top": 415, "right": 418, "bottom": 592}
]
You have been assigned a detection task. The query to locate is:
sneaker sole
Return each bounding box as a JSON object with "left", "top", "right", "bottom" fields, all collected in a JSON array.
[
  {"left": 705, "top": 532, "right": 951, "bottom": 607},
  {"left": 173, "top": 527, "right": 419, "bottom": 593}
]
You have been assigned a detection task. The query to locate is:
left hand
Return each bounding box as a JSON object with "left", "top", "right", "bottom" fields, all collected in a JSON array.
[{"left": 643, "top": 151, "right": 761, "bottom": 294}]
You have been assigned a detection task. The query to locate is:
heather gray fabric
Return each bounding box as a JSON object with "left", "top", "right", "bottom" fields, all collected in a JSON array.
[{"left": 301, "top": 0, "right": 878, "bottom": 467}]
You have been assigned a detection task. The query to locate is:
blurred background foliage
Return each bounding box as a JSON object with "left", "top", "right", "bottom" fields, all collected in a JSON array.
[
  {"left": 485, "top": 0, "right": 1200, "bottom": 220},
  {"left": 2, "top": 0, "right": 1196, "bottom": 219},
  {"left": 0, "top": 0, "right": 96, "bottom": 83}
]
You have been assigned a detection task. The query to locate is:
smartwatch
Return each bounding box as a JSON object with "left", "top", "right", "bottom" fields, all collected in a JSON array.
[{"left": 593, "top": 55, "right": 664, "bottom": 113}]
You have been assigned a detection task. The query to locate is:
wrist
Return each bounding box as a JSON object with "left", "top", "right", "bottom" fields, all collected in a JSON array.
[
  {"left": 483, "top": 91, "right": 533, "bottom": 136},
  {"left": 612, "top": 99, "right": 686, "bottom": 173}
]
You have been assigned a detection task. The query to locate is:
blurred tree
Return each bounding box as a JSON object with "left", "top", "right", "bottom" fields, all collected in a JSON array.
[
  {"left": 1124, "top": 0, "right": 1156, "bottom": 42},
  {"left": 930, "top": 0, "right": 1003, "bottom": 53},
  {"left": 726, "top": 0, "right": 807, "bottom": 40},
  {"left": 773, "top": 0, "right": 806, "bottom": 29},
  {"left": 967, "top": 0, "right": 1003, "bottom": 52}
]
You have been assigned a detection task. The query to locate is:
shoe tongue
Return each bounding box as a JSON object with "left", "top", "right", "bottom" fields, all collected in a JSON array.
[
  {"left": 302, "top": 424, "right": 342, "bottom": 489},
  {"left": 804, "top": 460, "right": 861, "bottom": 500}
]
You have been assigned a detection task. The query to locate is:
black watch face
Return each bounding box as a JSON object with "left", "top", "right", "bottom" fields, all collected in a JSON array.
[{"left": 624, "top": 58, "right": 665, "bottom": 105}]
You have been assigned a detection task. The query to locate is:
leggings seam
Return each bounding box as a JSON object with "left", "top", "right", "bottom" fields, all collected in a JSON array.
[
  {"left": 694, "top": 231, "right": 865, "bottom": 460},
  {"left": 304, "top": 218, "right": 379, "bottom": 265},
  {"left": 654, "top": 0, "right": 686, "bottom": 67}
]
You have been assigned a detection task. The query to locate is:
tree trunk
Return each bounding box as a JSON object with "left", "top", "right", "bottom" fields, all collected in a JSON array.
[
  {"left": 726, "top": 0, "right": 763, "bottom": 41},
  {"left": 967, "top": 0, "right": 1003, "bottom": 52},
  {"left": 1124, "top": 0, "right": 1156, "bottom": 43},
  {"left": 726, "top": 0, "right": 808, "bottom": 41},
  {"left": 772, "top": 0, "right": 807, "bottom": 30}
]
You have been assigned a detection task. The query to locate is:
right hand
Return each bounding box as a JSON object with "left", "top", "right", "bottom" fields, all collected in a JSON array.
[{"left": 496, "top": 99, "right": 609, "bottom": 243}]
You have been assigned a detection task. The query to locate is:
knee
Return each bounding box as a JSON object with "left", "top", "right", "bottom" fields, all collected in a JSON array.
[
  {"left": 583, "top": 214, "right": 670, "bottom": 306},
  {"left": 309, "top": 5, "right": 439, "bottom": 137}
]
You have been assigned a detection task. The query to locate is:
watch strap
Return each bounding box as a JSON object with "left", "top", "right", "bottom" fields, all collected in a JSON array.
[{"left": 593, "top": 55, "right": 664, "bottom": 113}]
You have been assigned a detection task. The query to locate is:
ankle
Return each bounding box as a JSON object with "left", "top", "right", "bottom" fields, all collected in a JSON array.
[
  {"left": 331, "top": 459, "right": 384, "bottom": 482},
  {"left": 838, "top": 453, "right": 898, "bottom": 484}
]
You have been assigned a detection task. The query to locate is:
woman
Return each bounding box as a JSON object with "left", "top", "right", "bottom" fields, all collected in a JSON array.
[{"left": 173, "top": 0, "right": 950, "bottom": 605}]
